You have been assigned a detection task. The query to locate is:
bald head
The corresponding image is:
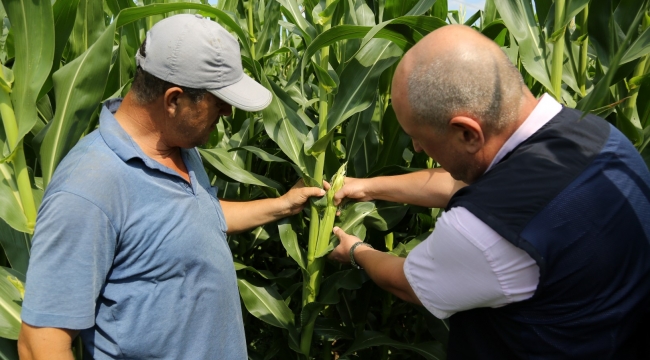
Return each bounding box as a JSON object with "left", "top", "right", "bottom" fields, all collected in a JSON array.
[{"left": 394, "top": 25, "right": 525, "bottom": 133}]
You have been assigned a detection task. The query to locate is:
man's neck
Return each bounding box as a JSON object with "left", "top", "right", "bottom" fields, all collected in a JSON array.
[
  {"left": 473, "top": 90, "right": 541, "bottom": 181},
  {"left": 113, "top": 94, "right": 181, "bottom": 162},
  {"left": 113, "top": 94, "right": 191, "bottom": 182}
]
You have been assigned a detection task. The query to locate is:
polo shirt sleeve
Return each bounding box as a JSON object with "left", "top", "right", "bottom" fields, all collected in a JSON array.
[
  {"left": 22, "top": 191, "right": 117, "bottom": 330},
  {"left": 403, "top": 207, "right": 539, "bottom": 319}
]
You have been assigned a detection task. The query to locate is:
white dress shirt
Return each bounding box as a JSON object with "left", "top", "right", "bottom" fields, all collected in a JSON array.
[{"left": 403, "top": 94, "right": 563, "bottom": 319}]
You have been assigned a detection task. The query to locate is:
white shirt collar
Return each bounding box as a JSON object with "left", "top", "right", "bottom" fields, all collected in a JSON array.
[{"left": 485, "top": 94, "right": 563, "bottom": 172}]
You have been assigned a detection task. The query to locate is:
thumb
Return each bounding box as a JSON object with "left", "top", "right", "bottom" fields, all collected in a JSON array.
[
  {"left": 332, "top": 226, "right": 348, "bottom": 238},
  {"left": 333, "top": 188, "right": 347, "bottom": 206},
  {"left": 307, "top": 187, "right": 327, "bottom": 197}
]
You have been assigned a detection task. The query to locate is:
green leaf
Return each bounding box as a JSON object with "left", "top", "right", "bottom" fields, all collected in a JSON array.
[
  {"left": 344, "top": 331, "right": 446, "bottom": 360},
  {"left": 0, "top": 163, "right": 28, "bottom": 234},
  {"left": 300, "top": 269, "right": 366, "bottom": 326},
  {"left": 578, "top": 0, "right": 649, "bottom": 112},
  {"left": 277, "top": 0, "right": 317, "bottom": 44},
  {"left": 2, "top": 0, "right": 54, "bottom": 152},
  {"left": 345, "top": 97, "right": 375, "bottom": 160},
  {"left": 559, "top": 0, "right": 590, "bottom": 30},
  {"left": 0, "top": 337, "right": 18, "bottom": 360},
  {"left": 233, "top": 260, "right": 297, "bottom": 280},
  {"left": 200, "top": 148, "right": 285, "bottom": 191},
  {"left": 351, "top": 123, "right": 379, "bottom": 178},
  {"left": 39, "top": 21, "right": 116, "bottom": 187},
  {"left": 405, "top": 0, "right": 437, "bottom": 16},
  {"left": 312, "top": 59, "right": 339, "bottom": 94},
  {"left": 390, "top": 236, "right": 426, "bottom": 257},
  {"left": 374, "top": 104, "right": 410, "bottom": 170},
  {"left": 278, "top": 219, "right": 307, "bottom": 270},
  {"left": 0, "top": 218, "right": 30, "bottom": 275},
  {"left": 66, "top": 0, "right": 106, "bottom": 61},
  {"left": 464, "top": 10, "right": 481, "bottom": 26},
  {"left": 259, "top": 73, "right": 313, "bottom": 176},
  {"left": 237, "top": 277, "right": 295, "bottom": 329},
  {"left": 621, "top": 26, "right": 650, "bottom": 65},
  {"left": 326, "top": 39, "right": 402, "bottom": 133},
  {"left": 37, "top": 0, "right": 80, "bottom": 100},
  {"left": 364, "top": 201, "right": 409, "bottom": 231},
  {"left": 314, "top": 319, "right": 354, "bottom": 340},
  {"left": 0, "top": 267, "right": 23, "bottom": 340},
  {"left": 230, "top": 146, "right": 287, "bottom": 163},
  {"left": 494, "top": 0, "right": 553, "bottom": 92},
  {"left": 432, "top": 0, "right": 448, "bottom": 20}
]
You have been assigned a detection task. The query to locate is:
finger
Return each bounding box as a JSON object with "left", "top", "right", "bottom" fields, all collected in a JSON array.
[
  {"left": 332, "top": 226, "right": 347, "bottom": 238},
  {"left": 323, "top": 181, "right": 331, "bottom": 191},
  {"left": 333, "top": 189, "right": 345, "bottom": 205},
  {"left": 303, "top": 187, "right": 326, "bottom": 198}
]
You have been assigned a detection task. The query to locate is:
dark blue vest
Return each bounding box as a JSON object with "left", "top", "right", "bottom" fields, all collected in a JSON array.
[{"left": 445, "top": 108, "right": 650, "bottom": 359}]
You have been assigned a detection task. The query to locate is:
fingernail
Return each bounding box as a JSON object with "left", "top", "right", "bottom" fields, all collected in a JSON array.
[{"left": 320, "top": 189, "right": 326, "bottom": 195}]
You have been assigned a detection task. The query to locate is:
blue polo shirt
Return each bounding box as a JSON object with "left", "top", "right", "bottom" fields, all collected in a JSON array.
[{"left": 22, "top": 99, "right": 246, "bottom": 359}]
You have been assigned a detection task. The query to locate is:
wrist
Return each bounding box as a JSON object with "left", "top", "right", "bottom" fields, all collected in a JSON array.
[
  {"left": 349, "top": 242, "right": 374, "bottom": 269},
  {"left": 365, "top": 177, "right": 381, "bottom": 200}
]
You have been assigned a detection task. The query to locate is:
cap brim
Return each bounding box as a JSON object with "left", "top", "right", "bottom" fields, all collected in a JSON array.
[{"left": 209, "top": 74, "right": 272, "bottom": 112}]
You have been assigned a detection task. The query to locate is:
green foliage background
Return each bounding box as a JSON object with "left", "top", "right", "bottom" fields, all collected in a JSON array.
[{"left": 0, "top": 0, "right": 647, "bottom": 358}]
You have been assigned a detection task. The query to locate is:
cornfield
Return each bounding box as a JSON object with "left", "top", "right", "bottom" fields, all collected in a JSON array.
[{"left": 0, "top": 0, "right": 647, "bottom": 358}]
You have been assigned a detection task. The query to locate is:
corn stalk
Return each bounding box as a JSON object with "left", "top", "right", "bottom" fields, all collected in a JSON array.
[
  {"left": 0, "top": 84, "right": 36, "bottom": 233},
  {"left": 301, "top": 0, "right": 337, "bottom": 356},
  {"left": 622, "top": 15, "right": 649, "bottom": 123},
  {"left": 551, "top": 0, "right": 566, "bottom": 101},
  {"left": 577, "top": 5, "right": 589, "bottom": 97}
]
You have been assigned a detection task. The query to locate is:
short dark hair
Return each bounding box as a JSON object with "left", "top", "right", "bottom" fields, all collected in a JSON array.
[{"left": 130, "top": 39, "right": 207, "bottom": 104}]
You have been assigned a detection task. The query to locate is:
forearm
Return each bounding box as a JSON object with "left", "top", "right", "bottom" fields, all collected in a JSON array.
[
  {"left": 352, "top": 247, "right": 422, "bottom": 305},
  {"left": 220, "top": 198, "right": 290, "bottom": 234},
  {"left": 18, "top": 323, "right": 77, "bottom": 360},
  {"left": 367, "top": 169, "right": 465, "bottom": 208}
]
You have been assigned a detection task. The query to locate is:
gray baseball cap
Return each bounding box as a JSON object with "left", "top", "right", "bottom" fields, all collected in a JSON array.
[{"left": 136, "top": 14, "right": 272, "bottom": 112}]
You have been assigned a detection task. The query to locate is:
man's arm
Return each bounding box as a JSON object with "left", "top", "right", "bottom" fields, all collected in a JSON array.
[
  {"left": 18, "top": 323, "right": 78, "bottom": 360},
  {"left": 328, "top": 227, "right": 422, "bottom": 305},
  {"left": 220, "top": 181, "right": 325, "bottom": 234},
  {"left": 333, "top": 168, "right": 465, "bottom": 208}
]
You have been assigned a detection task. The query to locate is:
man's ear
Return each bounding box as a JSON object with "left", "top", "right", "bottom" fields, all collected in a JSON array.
[
  {"left": 163, "top": 87, "right": 184, "bottom": 118},
  {"left": 449, "top": 116, "right": 485, "bottom": 154}
]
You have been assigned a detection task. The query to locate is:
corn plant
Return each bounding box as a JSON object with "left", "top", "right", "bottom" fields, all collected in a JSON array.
[{"left": 0, "top": 0, "right": 647, "bottom": 359}]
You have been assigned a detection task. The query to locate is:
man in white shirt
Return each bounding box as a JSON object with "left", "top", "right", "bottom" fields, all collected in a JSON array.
[{"left": 328, "top": 24, "right": 650, "bottom": 358}]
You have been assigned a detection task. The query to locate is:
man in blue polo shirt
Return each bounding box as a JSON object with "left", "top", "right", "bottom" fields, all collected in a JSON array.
[{"left": 18, "top": 14, "right": 324, "bottom": 359}]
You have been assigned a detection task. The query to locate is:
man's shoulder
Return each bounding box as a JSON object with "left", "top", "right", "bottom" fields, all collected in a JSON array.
[{"left": 45, "top": 130, "right": 127, "bottom": 201}]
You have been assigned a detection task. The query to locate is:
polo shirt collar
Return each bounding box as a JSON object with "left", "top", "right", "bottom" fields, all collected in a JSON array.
[
  {"left": 98, "top": 98, "right": 194, "bottom": 181},
  {"left": 99, "top": 98, "right": 142, "bottom": 163}
]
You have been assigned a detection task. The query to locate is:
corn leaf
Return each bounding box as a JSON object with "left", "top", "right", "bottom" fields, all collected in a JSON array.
[
  {"left": 0, "top": 218, "right": 30, "bottom": 274},
  {"left": 345, "top": 97, "right": 375, "bottom": 160},
  {"left": 2, "top": 0, "right": 54, "bottom": 151},
  {"left": 0, "top": 267, "right": 23, "bottom": 340},
  {"left": 0, "top": 163, "right": 28, "bottom": 233},
  {"left": 343, "top": 331, "right": 446, "bottom": 360},
  {"left": 40, "top": 21, "right": 116, "bottom": 187},
  {"left": 326, "top": 39, "right": 402, "bottom": 133},
  {"left": 494, "top": 0, "right": 553, "bottom": 92},
  {"left": 278, "top": 220, "right": 307, "bottom": 270},
  {"left": 66, "top": 0, "right": 106, "bottom": 62},
  {"left": 200, "top": 148, "right": 285, "bottom": 191},
  {"left": 237, "top": 277, "right": 295, "bottom": 329}
]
